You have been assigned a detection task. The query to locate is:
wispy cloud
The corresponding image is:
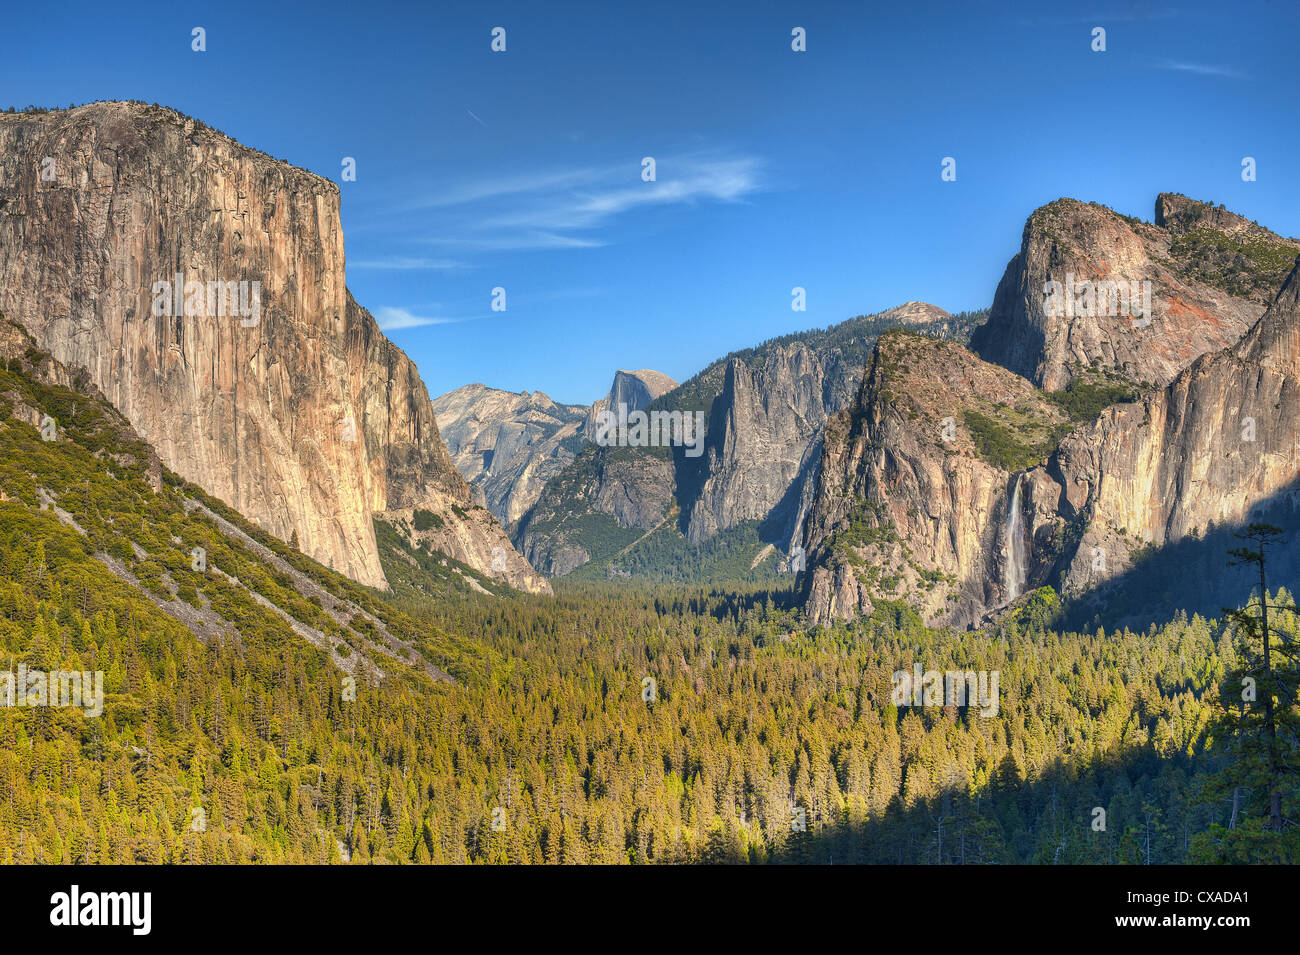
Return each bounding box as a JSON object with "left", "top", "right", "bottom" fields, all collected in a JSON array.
[
  {"left": 423, "top": 232, "right": 606, "bottom": 251},
  {"left": 397, "top": 152, "right": 764, "bottom": 254},
  {"left": 1155, "top": 59, "right": 1250, "bottom": 79},
  {"left": 476, "top": 158, "right": 761, "bottom": 232},
  {"left": 410, "top": 167, "right": 602, "bottom": 211},
  {"left": 373, "top": 307, "right": 471, "bottom": 331},
  {"left": 350, "top": 257, "right": 467, "bottom": 270}
]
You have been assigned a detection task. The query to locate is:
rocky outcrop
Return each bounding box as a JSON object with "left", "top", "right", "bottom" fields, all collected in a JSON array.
[
  {"left": 800, "top": 331, "right": 1072, "bottom": 626},
  {"left": 349, "top": 296, "right": 547, "bottom": 593},
  {"left": 684, "top": 341, "right": 837, "bottom": 543},
  {"left": 970, "top": 195, "right": 1299, "bottom": 391},
  {"left": 352, "top": 291, "right": 466, "bottom": 513},
  {"left": 0, "top": 102, "right": 544, "bottom": 593},
  {"left": 585, "top": 368, "right": 679, "bottom": 436}
]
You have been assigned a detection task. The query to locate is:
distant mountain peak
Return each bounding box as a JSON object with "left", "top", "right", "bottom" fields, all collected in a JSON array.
[
  {"left": 607, "top": 369, "right": 679, "bottom": 407},
  {"left": 877, "top": 301, "right": 951, "bottom": 324}
]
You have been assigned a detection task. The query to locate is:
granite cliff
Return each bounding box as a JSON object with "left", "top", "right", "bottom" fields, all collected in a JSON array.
[
  {"left": 970, "top": 194, "right": 1299, "bottom": 391},
  {"left": 0, "top": 102, "right": 545, "bottom": 594}
]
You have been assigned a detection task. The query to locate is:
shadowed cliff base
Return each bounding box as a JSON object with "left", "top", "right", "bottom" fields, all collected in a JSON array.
[{"left": 1056, "top": 478, "right": 1300, "bottom": 634}]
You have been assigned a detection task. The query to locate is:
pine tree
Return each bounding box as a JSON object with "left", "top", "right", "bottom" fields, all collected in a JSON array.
[{"left": 1195, "top": 524, "right": 1300, "bottom": 861}]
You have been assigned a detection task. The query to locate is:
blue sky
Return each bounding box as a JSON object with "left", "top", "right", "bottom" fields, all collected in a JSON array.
[{"left": 4, "top": 0, "right": 1298, "bottom": 403}]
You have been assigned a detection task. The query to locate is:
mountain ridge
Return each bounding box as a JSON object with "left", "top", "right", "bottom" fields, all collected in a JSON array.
[{"left": 512, "top": 302, "right": 985, "bottom": 581}]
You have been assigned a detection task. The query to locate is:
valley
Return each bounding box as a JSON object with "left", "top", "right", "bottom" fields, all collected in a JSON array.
[{"left": 0, "top": 101, "right": 1297, "bottom": 867}]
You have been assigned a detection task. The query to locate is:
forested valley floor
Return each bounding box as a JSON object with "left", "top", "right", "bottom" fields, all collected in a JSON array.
[{"left": 0, "top": 339, "right": 1294, "bottom": 864}]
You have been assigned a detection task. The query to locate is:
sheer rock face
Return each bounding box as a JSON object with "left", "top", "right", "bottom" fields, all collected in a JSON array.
[
  {"left": 970, "top": 195, "right": 1298, "bottom": 391},
  {"left": 585, "top": 369, "right": 679, "bottom": 433},
  {"left": 352, "top": 290, "right": 468, "bottom": 514},
  {"left": 350, "top": 296, "right": 547, "bottom": 593},
  {"left": 800, "top": 333, "right": 1069, "bottom": 627},
  {"left": 0, "top": 102, "right": 545, "bottom": 593},
  {"left": 681, "top": 303, "right": 958, "bottom": 553},
  {"left": 685, "top": 342, "right": 835, "bottom": 543},
  {"left": 1041, "top": 262, "right": 1300, "bottom": 601}
]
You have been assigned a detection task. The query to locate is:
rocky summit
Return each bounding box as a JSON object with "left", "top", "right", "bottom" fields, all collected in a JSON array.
[{"left": 970, "top": 194, "right": 1300, "bottom": 392}]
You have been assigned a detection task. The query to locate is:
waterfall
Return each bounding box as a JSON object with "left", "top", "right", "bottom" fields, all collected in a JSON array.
[{"left": 1003, "top": 474, "right": 1027, "bottom": 601}]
